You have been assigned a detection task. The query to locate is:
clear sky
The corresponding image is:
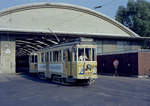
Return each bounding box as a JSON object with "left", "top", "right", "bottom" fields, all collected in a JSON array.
[{"left": 0, "top": 0, "right": 149, "bottom": 19}]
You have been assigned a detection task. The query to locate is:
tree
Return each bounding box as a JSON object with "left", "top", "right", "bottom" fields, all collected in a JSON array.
[{"left": 115, "top": 0, "right": 150, "bottom": 37}]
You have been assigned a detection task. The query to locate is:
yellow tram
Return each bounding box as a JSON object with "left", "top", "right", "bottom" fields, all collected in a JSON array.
[{"left": 29, "top": 38, "right": 97, "bottom": 85}]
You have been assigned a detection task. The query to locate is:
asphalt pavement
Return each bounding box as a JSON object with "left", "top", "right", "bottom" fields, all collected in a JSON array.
[{"left": 0, "top": 73, "right": 150, "bottom": 106}]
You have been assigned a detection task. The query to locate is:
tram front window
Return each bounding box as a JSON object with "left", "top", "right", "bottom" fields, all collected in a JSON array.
[
  {"left": 85, "top": 48, "right": 91, "bottom": 61},
  {"left": 78, "top": 48, "right": 90, "bottom": 61},
  {"left": 78, "top": 48, "right": 85, "bottom": 61},
  {"left": 78, "top": 48, "right": 96, "bottom": 61}
]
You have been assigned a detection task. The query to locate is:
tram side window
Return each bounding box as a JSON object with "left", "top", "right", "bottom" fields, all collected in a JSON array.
[
  {"left": 31, "top": 55, "right": 34, "bottom": 63},
  {"left": 73, "top": 48, "right": 77, "bottom": 61},
  {"left": 46, "top": 52, "right": 49, "bottom": 62},
  {"left": 63, "top": 50, "right": 66, "bottom": 61},
  {"left": 44, "top": 52, "right": 46, "bottom": 62},
  {"left": 53, "top": 51, "right": 59, "bottom": 62},
  {"left": 67, "top": 49, "right": 71, "bottom": 61},
  {"left": 58, "top": 50, "right": 62, "bottom": 62},
  {"left": 49, "top": 51, "right": 52, "bottom": 62},
  {"left": 92, "top": 48, "right": 96, "bottom": 61},
  {"left": 29, "top": 56, "right": 31, "bottom": 63},
  {"left": 35, "top": 55, "right": 37, "bottom": 63},
  {"left": 41, "top": 53, "right": 44, "bottom": 63},
  {"left": 38, "top": 53, "right": 40, "bottom": 63}
]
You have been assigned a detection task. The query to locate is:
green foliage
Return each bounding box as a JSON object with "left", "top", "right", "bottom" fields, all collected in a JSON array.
[{"left": 115, "top": 0, "right": 150, "bottom": 37}]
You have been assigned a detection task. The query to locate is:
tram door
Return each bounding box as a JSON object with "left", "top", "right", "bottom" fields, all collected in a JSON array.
[{"left": 65, "top": 49, "right": 72, "bottom": 76}]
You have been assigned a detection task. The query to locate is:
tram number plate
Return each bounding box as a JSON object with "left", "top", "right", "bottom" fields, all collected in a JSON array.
[{"left": 85, "top": 72, "right": 93, "bottom": 76}]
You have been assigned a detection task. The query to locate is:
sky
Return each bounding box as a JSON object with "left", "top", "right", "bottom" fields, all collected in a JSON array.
[{"left": 0, "top": 0, "right": 149, "bottom": 19}]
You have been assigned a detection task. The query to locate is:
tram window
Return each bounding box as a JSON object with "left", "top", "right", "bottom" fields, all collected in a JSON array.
[
  {"left": 45, "top": 53, "right": 47, "bottom": 63},
  {"left": 53, "top": 51, "right": 59, "bottom": 62},
  {"left": 78, "top": 48, "right": 85, "bottom": 61},
  {"left": 73, "top": 48, "right": 77, "bottom": 61},
  {"left": 58, "top": 50, "right": 62, "bottom": 62},
  {"left": 63, "top": 50, "right": 66, "bottom": 61},
  {"left": 56, "top": 51, "right": 59, "bottom": 62},
  {"left": 85, "top": 48, "right": 91, "bottom": 61},
  {"left": 49, "top": 52, "right": 52, "bottom": 62},
  {"left": 29, "top": 56, "right": 31, "bottom": 63},
  {"left": 41, "top": 53, "right": 44, "bottom": 63},
  {"left": 38, "top": 53, "right": 40, "bottom": 63},
  {"left": 92, "top": 48, "right": 96, "bottom": 61},
  {"left": 31, "top": 55, "right": 34, "bottom": 63},
  {"left": 35, "top": 55, "right": 37, "bottom": 63},
  {"left": 53, "top": 51, "right": 55, "bottom": 62},
  {"left": 67, "top": 49, "right": 71, "bottom": 61},
  {"left": 45, "top": 52, "right": 49, "bottom": 62}
]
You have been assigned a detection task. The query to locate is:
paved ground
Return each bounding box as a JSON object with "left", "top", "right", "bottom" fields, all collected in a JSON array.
[{"left": 0, "top": 73, "right": 150, "bottom": 106}]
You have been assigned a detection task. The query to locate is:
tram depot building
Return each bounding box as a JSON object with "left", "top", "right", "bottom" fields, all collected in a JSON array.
[{"left": 0, "top": 3, "right": 150, "bottom": 77}]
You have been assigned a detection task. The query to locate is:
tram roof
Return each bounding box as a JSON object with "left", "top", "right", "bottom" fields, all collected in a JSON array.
[{"left": 37, "top": 38, "right": 97, "bottom": 52}]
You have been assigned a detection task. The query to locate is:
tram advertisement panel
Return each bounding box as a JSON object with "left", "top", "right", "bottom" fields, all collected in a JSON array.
[{"left": 49, "top": 64, "right": 63, "bottom": 73}]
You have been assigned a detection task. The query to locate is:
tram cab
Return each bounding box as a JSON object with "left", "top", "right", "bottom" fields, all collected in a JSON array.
[{"left": 69, "top": 44, "right": 97, "bottom": 80}]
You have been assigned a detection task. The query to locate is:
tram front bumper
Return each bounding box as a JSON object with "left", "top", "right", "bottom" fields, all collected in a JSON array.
[{"left": 76, "top": 74, "right": 98, "bottom": 79}]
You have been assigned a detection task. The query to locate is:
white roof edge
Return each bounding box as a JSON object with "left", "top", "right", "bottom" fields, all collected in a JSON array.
[
  {"left": 0, "top": 28, "right": 142, "bottom": 39},
  {"left": 0, "top": 2, "right": 140, "bottom": 38}
]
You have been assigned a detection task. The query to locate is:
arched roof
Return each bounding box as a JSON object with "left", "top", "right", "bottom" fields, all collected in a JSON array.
[{"left": 0, "top": 2, "right": 139, "bottom": 38}]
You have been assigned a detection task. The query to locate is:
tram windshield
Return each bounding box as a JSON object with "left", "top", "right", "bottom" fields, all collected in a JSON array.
[{"left": 75, "top": 48, "right": 96, "bottom": 61}]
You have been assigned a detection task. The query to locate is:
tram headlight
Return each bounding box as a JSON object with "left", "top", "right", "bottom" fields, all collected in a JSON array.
[{"left": 93, "top": 67, "right": 97, "bottom": 74}]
